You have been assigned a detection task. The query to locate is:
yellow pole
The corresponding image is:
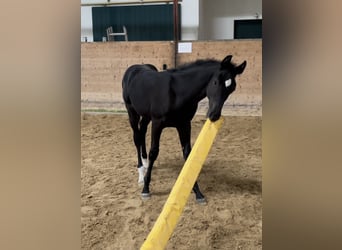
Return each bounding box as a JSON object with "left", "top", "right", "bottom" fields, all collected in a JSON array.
[{"left": 141, "top": 117, "right": 224, "bottom": 250}]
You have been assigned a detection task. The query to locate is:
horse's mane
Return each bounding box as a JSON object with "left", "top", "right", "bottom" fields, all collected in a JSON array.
[{"left": 166, "top": 59, "right": 220, "bottom": 73}]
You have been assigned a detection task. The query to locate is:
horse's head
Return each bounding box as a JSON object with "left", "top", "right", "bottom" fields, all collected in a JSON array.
[{"left": 206, "top": 55, "right": 247, "bottom": 121}]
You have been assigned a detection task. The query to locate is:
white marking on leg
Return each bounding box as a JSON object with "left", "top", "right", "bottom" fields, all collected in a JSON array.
[
  {"left": 142, "top": 158, "right": 149, "bottom": 170},
  {"left": 140, "top": 146, "right": 149, "bottom": 170},
  {"left": 138, "top": 166, "right": 145, "bottom": 186}
]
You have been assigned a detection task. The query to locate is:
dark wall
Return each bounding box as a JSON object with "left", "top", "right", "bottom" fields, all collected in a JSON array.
[
  {"left": 234, "top": 19, "right": 262, "bottom": 39},
  {"left": 92, "top": 4, "right": 181, "bottom": 42}
]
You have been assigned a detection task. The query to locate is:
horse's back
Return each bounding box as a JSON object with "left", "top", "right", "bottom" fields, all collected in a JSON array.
[
  {"left": 122, "top": 64, "right": 175, "bottom": 118},
  {"left": 122, "top": 64, "right": 157, "bottom": 88}
]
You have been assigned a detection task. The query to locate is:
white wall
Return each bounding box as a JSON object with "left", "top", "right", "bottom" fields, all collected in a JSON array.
[
  {"left": 80, "top": 0, "right": 261, "bottom": 42},
  {"left": 180, "top": 0, "right": 199, "bottom": 40},
  {"left": 81, "top": 6, "right": 93, "bottom": 42},
  {"left": 199, "top": 0, "right": 262, "bottom": 40}
]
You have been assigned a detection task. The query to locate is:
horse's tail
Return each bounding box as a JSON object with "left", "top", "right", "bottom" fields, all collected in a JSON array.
[
  {"left": 122, "top": 66, "right": 134, "bottom": 104},
  {"left": 122, "top": 66, "right": 133, "bottom": 90}
]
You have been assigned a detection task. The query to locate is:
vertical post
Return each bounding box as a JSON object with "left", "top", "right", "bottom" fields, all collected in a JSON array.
[{"left": 173, "top": 0, "right": 179, "bottom": 68}]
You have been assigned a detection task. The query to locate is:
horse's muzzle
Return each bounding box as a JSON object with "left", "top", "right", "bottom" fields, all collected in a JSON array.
[{"left": 207, "top": 111, "right": 221, "bottom": 122}]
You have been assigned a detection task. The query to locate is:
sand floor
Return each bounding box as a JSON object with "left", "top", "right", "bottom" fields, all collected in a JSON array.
[{"left": 81, "top": 113, "right": 262, "bottom": 249}]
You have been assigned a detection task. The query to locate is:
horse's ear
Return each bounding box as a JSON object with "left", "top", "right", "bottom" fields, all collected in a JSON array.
[
  {"left": 235, "top": 60, "right": 247, "bottom": 75},
  {"left": 221, "top": 55, "right": 233, "bottom": 68}
]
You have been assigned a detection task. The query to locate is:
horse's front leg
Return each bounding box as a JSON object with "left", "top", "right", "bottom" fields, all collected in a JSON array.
[
  {"left": 142, "top": 120, "right": 163, "bottom": 198},
  {"left": 177, "top": 123, "right": 206, "bottom": 203}
]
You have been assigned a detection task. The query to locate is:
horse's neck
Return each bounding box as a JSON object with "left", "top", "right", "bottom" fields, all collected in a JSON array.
[
  {"left": 173, "top": 64, "right": 218, "bottom": 106},
  {"left": 193, "top": 71, "right": 213, "bottom": 101},
  {"left": 186, "top": 65, "right": 218, "bottom": 98}
]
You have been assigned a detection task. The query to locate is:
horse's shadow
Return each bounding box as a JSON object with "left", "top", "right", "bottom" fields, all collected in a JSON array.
[
  {"left": 201, "top": 164, "right": 262, "bottom": 196},
  {"left": 153, "top": 160, "right": 261, "bottom": 198}
]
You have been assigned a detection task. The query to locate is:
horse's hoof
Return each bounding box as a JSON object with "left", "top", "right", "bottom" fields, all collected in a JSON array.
[
  {"left": 141, "top": 192, "right": 151, "bottom": 200},
  {"left": 196, "top": 198, "right": 207, "bottom": 205}
]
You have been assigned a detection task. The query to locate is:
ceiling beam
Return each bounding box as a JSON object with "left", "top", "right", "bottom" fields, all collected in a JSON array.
[{"left": 81, "top": 0, "right": 182, "bottom": 7}]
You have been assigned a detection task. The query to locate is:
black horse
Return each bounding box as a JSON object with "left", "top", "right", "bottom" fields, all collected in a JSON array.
[{"left": 122, "top": 55, "right": 246, "bottom": 202}]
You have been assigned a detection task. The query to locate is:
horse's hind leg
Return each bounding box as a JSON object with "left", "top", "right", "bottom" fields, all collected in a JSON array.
[
  {"left": 127, "top": 107, "right": 144, "bottom": 185},
  {"left": 142, "top": 119, "right": 163, "bottom": 198},
  {"left": 177, "top": 123, "right": 206, "bottom": 204},
  {"left": 139, "top": 116, "right": 150, "bottom": 170}
]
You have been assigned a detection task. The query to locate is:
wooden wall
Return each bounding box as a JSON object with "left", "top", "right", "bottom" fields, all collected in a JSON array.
[
  {"left": 81, "top": 41, "right": 174, "bottom": 106},
  {"left": 81, "top": 40, "right": 261, "bottom": 115}
]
